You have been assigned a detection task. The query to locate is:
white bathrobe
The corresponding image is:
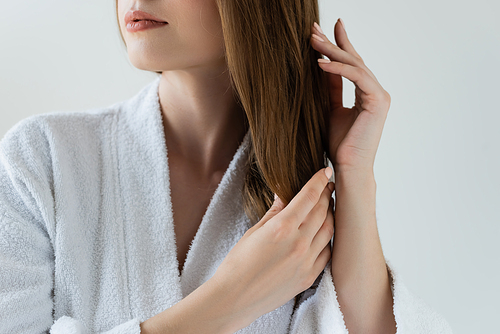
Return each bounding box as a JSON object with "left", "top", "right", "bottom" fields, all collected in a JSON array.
[{"left": 0, "top": 76, "right": 452, "bottom": 333}]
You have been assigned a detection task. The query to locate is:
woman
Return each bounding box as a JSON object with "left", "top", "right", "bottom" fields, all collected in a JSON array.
[{"left": 0, "top": 0, "right": 452, "bottom": 333}]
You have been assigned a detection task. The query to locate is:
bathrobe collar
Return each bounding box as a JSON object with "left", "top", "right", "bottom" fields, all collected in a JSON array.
[{"left": 116, "top": 75, "right": 252, "bottom": 316}]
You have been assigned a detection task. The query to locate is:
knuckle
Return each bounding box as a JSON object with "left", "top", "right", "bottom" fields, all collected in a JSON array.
[
  {"left": 384, "top": 91, "right": 392, "bottom": 105},
  {"left": 358, "top": 67, "right": 369, "bottom": 80},
  {"left": 305, "top": 272, "right": 319, "bottom": 289},
  {"left": 324, "top": 222, "right": 334, "bottom": 238},
  {"left": 292, "top": 237, "right": 310, "bottom": 257},
  {"left": 299, "top": 276, "right": 311, "bottom": 291},
  {"left": 272, "top": 220, "right": 294, "bottom": 241},
  {"left": 329, "top": 209, "right": 335, "bottom": 223},
  {"left": 337, "top": 62, "right": 347, "bottom": 75},
  {"left": 353, "top": 56, "right": 364, "bottom": 67},
  {"left": 320, "top": 194, "right": 331, "bottom": 210},
  {"left": 299, "top": 271, "right": 314, "bottom": 290},
  {"left": 285, "top": 210, "right": 300, "bottom": 225},
  {"left": 315, "top": 197, "right": 329, "bottom": 215},
  {"left": 268, "top": 205, "right": 281, "bottom": 216},
  {"left": 304, "top": 188, "right": 319, "bottom": 205},
  {"left": 329, "top": 43, "right": 341, "bottom": 53}
]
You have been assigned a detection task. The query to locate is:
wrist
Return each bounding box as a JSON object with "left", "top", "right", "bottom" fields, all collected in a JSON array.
[
  {"left": 140, "top": 278, "right": 242, "bottom": 334},
  {"left": 333, "top": 168, "right": 377, "bottom": 227},
  {"left": 334, "top": 166, "right": 376, "bottom": 190},
  {"left": 335, "top": 170, "right": 377, "bottom": 220},
  {"left": 203, "top": 276, "right": 254, "bottom": 333}
]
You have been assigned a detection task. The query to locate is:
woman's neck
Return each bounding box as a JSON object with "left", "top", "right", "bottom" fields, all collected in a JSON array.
[{"left": 158, "top": 66, "right": 247, "bottom": 175}]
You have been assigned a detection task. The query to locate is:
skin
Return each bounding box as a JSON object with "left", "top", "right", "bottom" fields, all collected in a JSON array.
[
  {"left": 118, "top": 1, "right": 396, "bottom": 333},
  {"left": 117, "top": 0, "right": 248, "bottom": 274},
  {"left": 312, "top": 20, "right": 397, "bottom": 332},
  {"left": 117, "top": 0, "right": 247, "bottom": 157}
]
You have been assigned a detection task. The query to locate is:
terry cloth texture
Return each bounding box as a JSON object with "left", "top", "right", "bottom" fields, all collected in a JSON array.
[{"left": 0, "top": 76, "right": 453, "bottom": 333}]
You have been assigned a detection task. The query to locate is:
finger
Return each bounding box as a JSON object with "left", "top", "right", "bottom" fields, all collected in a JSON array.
[
  {"left": 259, "top": 193, "right": 286, "bottom": 225},
  {"left": 246, "top": 193, "right": 286, "bottom": 232},
  {"left": 282, "top": 167, "right": 332, "bottom": 228},
  {"left": 310, "top": 198, "right": 334, "bottom": 257},
  {"left": 311, "top": 33, "right": 361, "bottom": 69},
  {"left": 313, "top": 21, "right": 378, "bottom": 84},
  {"left": 311, "top": 32, "right": 380, "bottom": 93},
  {"left": 333, "top": 20, "right": 381, "bottom": 84},
  {"left": 311, "top": 21, "right": 362, "bottom": 69},
  {"left": 333, "top": 19, "right": 362, "bottom": 60},
  {"left": 317, "top": 61, "right": 381, "bottom": 97},
  {"left": 327, "top": 181, "right": 335, "bottom": 193},
  {"left": 312, "top": 243, "right": 331, "bottom": 277},
  {"left": 298, "top": 183, "right": 332, "bottom": 239},
  {"left": 311, "top": 25, "right": 343, "bottom": 109}
]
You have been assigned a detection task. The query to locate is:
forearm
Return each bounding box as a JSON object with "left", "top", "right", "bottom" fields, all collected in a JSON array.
[
  {"left": 331, "top": 169, "right": 396, "bottom": 333},
  {"left": 140, "top": 277, "right": 243, "bottom": 334}
]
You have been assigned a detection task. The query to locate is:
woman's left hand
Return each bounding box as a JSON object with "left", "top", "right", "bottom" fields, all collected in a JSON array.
[{"left": 311, "top": 19, "right": 391, "bottom": 174}]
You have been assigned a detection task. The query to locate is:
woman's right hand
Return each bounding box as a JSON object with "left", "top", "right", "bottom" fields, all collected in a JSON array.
[{"left": 210, "top": 167, "right": 335, "bottom": 330}]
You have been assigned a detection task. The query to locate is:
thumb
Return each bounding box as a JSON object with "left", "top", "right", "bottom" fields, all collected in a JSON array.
[
  {"left": 269, "top": 193, "right": 287, "bottom": 215},
  {"left": 251, "top": 193, "right": 286, "bottom": 230}
]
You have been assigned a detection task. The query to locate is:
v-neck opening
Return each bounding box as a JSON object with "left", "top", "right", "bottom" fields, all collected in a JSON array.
[
  {"left": 152, "top": 89, "right": 251, "bottom": 285},
  {"left": 168, "top": 129, "right": 250, "bottom": 282}
]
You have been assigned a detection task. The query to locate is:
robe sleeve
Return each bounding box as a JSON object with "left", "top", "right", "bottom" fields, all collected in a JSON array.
[
  {"left": 288, "top": 259, "right": 453, "bottom": 333},
  {"left": 0, "top": 118, "right": 142, "bottom": 334}
]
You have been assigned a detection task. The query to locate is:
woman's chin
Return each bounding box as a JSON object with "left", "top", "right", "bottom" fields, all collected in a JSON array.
[{"left": 128, "top": 55, "right": 167, "bottom": 73}]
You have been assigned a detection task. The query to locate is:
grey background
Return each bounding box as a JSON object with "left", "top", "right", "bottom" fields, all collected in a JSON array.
[{"left": 1, "top": 0, "right": 498, "bottom": 332}]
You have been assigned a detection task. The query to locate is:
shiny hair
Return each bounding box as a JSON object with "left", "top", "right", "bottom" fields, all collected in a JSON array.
[{"left": 115, "top": 0, "right": 330, "bottom": 225}]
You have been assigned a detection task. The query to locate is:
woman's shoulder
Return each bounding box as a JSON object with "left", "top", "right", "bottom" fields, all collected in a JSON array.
[
  {"left": 7, "top": 101, "right": 122, "bottom": 137},
  {"left": 2, "top": 77, "right": 161, "bottom": 149},
  {"left": 1, "top": 106, "right": 118, "bottom": 161},
  {"left": 0, "top": 77, "right": 161, "bottom": 172}
]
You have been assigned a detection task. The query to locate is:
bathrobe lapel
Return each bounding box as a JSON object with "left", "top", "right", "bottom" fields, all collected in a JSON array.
[
  {"left": 117, "top": 76, "right": 183, "bottom": 321},
  {"left": 175, "top": 130, "right": 252, "bottom": 298},
  {"left": 117, "top": 76, "right": 254, "bottom": 321}
]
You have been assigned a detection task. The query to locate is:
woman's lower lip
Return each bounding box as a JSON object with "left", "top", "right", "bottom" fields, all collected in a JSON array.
[{"left": 126, "top": 20, "right": 168, "bottom": 33}]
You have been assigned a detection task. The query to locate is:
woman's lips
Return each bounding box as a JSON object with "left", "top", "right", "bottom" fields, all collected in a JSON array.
[{"left": 126, "top": 20, "right": 168, "bottom": 33}]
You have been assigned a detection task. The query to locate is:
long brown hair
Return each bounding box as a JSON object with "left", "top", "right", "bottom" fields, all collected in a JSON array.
[{"left": 115, "top": 0, "right": 330, "bottom": 225}]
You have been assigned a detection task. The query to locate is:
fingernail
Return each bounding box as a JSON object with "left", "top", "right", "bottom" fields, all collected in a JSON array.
[
  {"left": 339, "top": 18, "right": 345, "bottom": 30},
  {"left": 314, "top": 22, "right": 325, "bottom": 35},
  {"left": 311, "top": 33, "right": 324, "bottom": 42},
  {"left": 317, "top": 58, "right": 331, "bottom": 63},
  {"left": 324, "top": 167, "right": 333, "bottom": 179},
  {"left": 274, "top": 193, "right": 278, "bottom": 200}
]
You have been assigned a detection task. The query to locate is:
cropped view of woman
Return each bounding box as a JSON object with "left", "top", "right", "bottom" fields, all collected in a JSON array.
[{"left": 0, "top": 0, "right": 453, "bottom": 333}]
